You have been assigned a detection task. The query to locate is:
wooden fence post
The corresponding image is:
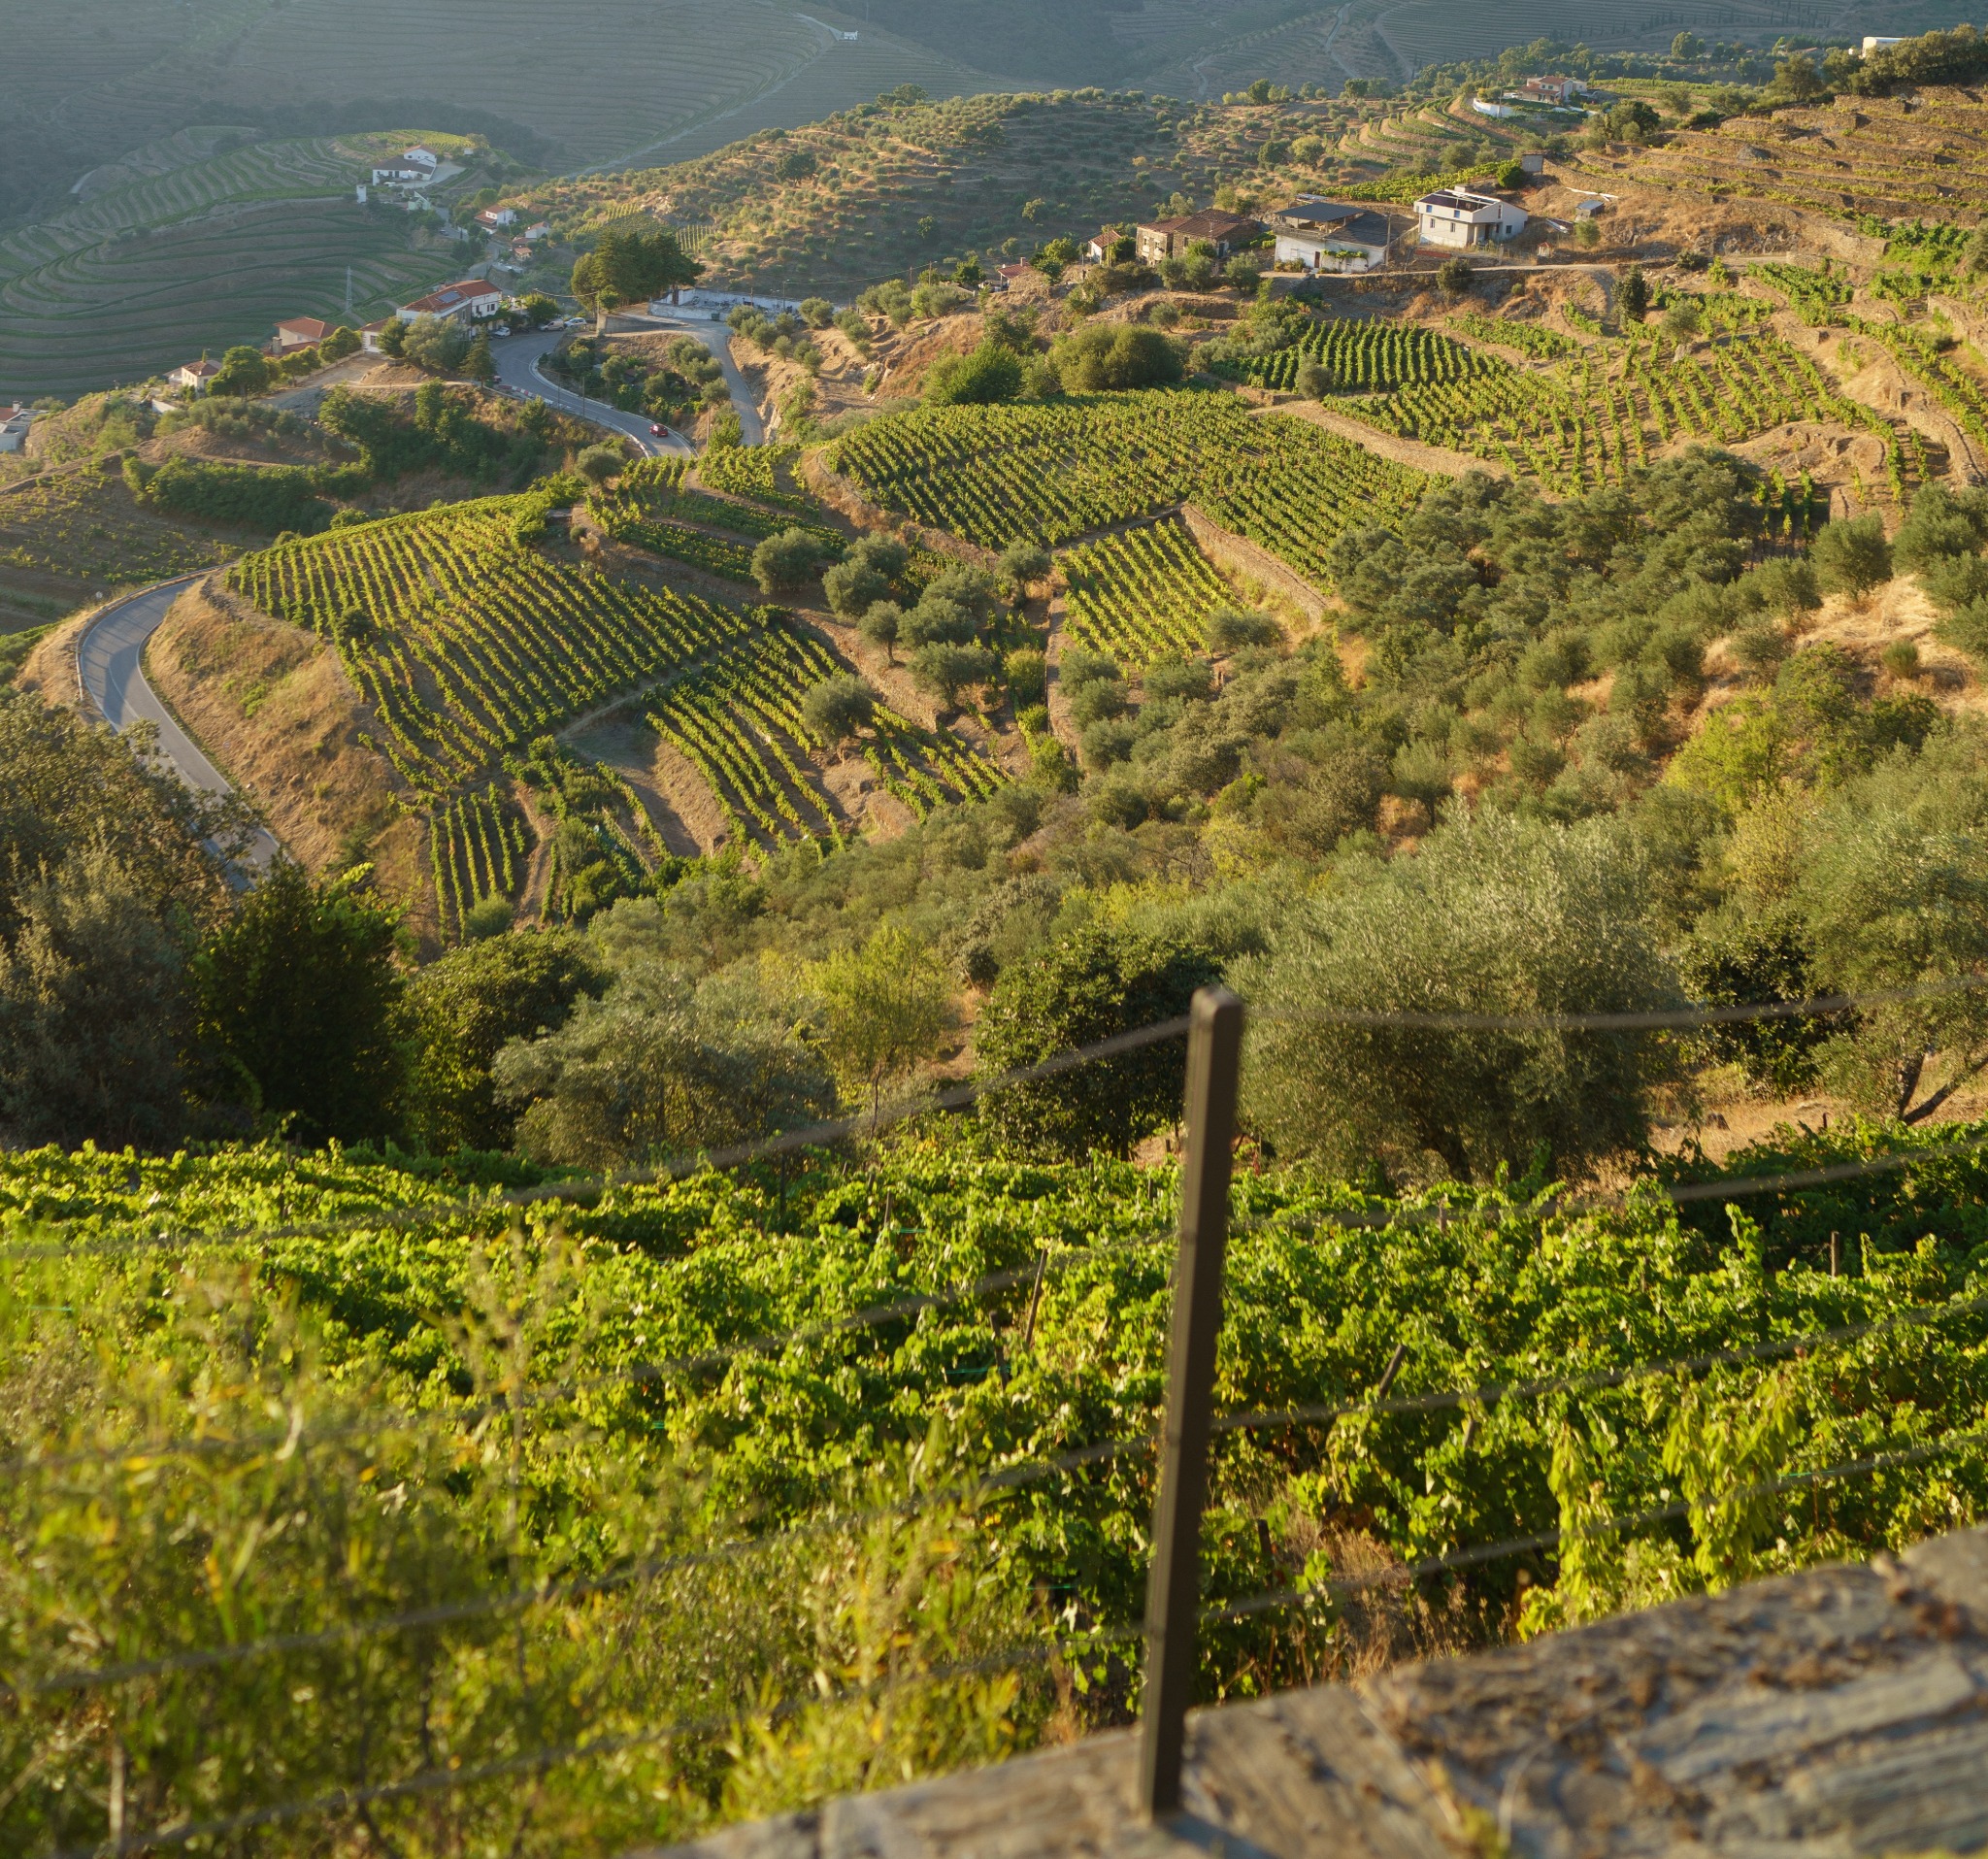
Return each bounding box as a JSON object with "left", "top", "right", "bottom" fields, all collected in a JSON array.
[{"left": 1138, "top": 985, "right": 1244, "bottom": 1821}]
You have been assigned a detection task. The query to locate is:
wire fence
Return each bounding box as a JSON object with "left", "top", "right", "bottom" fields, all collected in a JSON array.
[{"left": 12, "top": 975, "right": 1988, "bottom": 1849}]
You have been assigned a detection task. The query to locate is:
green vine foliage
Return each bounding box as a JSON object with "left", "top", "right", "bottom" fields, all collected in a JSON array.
[{"left": 3, "top": 1120, "right": 1988, "bottom": 1848}]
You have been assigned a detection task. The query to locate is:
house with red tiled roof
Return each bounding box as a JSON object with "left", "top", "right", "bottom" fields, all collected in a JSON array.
[
  {"left": 395, "top": 279, "right": 503, "bottom": 322},
  {"left": 1134, "top": 210, "right": 1260, "bottom": 265},
  {"left": 273, "top": 315, "right": 332, "bottom": 351}
]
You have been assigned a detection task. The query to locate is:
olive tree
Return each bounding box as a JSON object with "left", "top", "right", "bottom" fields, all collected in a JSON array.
[
  {"left": 802, "top": 673, "right": 877, "bottom": 753},
  {"left": 1238, "top": 809, "right": 1681, "bottom": 1182},
  {"left": 1796, "top": 724, "right": 1988, "bottom": 1120},
  {"left": 811, "top": 926, "right": 956, "bottom": 1119}
]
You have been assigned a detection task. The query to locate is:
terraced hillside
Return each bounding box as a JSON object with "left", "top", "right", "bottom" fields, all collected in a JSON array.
[
  {"left": 535, "top": 89, "right": 1410, "bottom": 297},
  {"left": 0, "top": 134, "right": 437, "bottom": 399},
  {"left": 1615, "top": 85, "right": 1988, "bottom": 225},
  {"left": 225, "top": 481, "right": 1003, "bottom": 935}
]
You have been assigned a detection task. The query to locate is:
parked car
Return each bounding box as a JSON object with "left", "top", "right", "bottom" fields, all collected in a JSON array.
[{"left": 492, "top": 324, "right": 512, "bottom": 338}]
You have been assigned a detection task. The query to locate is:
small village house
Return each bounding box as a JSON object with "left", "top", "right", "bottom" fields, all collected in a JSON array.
[
  {"left": 1134, "top": 209, "right": 1260, "bottom": 265},
  {"left": 1516, "top": 75, "right": 1587, "bottom": 104},
  {"left": 0, "top": 405, "right": 34, "bottom": 452},
  {"left": 167, "top": 357, "right": 221, "bottom": 394},
  {"left": 477, "top": 207, "right": 517, "bottom": 231},
  {"left": 395, "top": 279, "right": 503, "bottom": 322},
  {"left": 273, "top": 315, "right": 331, "bottom": 352},
  {"left": 360, "top": 318, "right": 395, "bottom": 353},
  {"left": 1267, "top": 199, "right": 1392, "bottom": 273},
  {"left": 1413, "top": 186, "right": 1529, "bottom": 249},
  {"left": 1083, "top": 226, "right": 1130, "bottom": 263},
  {"left": 372, "top": 147, "right": 441, "bottom": 185}
]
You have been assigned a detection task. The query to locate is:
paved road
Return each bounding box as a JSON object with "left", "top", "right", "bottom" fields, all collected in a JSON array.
[
  {"left": 77, "top": 577, "right": 282, "bottom": 869},
  {"left": 491, "top": 330, "right": 687, "bottom": 455},
  {"left": 625, "top": 309, "right": 768, "bottom": 444}
]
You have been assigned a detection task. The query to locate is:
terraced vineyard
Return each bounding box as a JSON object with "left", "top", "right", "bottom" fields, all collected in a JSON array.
[
  {"left": 0, "top": 464, "right": 239, "bottom": 590},
  {"left": 429, "top": 782, "right": 532, "bottom": 940},
  {"left": 828, "top": 392, "right": 1430, "bottom": 588},
  {"left": 588, "top": 457, "right": 842, "bottom": 581},
  {"left": 696, "top": 443, "right": 814, "bottom": 514},
  {"left": 1745, "top": 260, "right": 1988, "bottom": 474},
  {"left": 0, "top": 134, "right": 438, "bottom": 396},
  {"left": 1341, "top": 323, "right": 1905, "bottom": 501},
  {"left": 647, "top": 619, "right": 1003, "bottom": 848},
  {"left": 1060, "top": 519, "right": 1233, "bottom": 667},
  {"left": 228, "top": 496, "right": 755, "bottom": 796},
  {"left": 1446, "top": 312, "right": 1580, "bottom": 362},
  {"left": 1215, "top": 317, "right": 1500, "bottom": 394}
]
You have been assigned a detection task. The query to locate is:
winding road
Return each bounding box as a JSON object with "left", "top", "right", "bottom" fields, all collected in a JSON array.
[
  {"left": 491, "top": 315, "right": 766, "bottom": 449},
  {"left": 76, "top": 577, "right": 282, "bottom": 869},
  {"left": 490, "top": 330, "right": 685, "bottom": 455}
]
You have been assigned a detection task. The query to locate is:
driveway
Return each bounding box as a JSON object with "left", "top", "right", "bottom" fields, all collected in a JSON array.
[
  {"left": 491, "top": 330, "right": 687, "bottom": 455},
  {"left": 77, "top": 577, "right": 282, "bottom": 869}
]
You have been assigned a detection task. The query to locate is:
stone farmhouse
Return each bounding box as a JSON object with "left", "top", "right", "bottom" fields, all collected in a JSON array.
[{"left": 1134, "top": 209, "right": 1260, "bottom": 265}]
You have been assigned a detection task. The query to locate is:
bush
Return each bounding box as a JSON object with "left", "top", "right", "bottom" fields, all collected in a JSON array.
[
  {"left": 1810, "top": 515, "right": 1893, "bottom": 598},
  {"left": 974, "top": 922, "right": 1221, "bottom": 1158},
  {"left": 1206, "top": 605, "right": 1281, "bottom": 653},
  {"left": 1047, "top": 323, "right": 1183, "bottom": 392},
  {"left": 924, "top": 340, "right": 1025, "bottom": 407},
  {"left": 574, "top": 443, "right": 626, "bottom": 485},
  {"left": 136, "top": 456, "right": 330, "bottom": 533},
  {"left": 1294, "top": 359, "right": 1328, "bottom": 399},
  {"left": 1435, "top": 256, "right": 1474, "bottom": 300},
  {"left": 1004, "top": 647, "right": 1046, "bottom": 705},
  {"left": 798, "top": 296, "right": 834, "bottom": 328}
]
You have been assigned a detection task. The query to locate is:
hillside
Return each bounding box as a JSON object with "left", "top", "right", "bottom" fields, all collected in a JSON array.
[{"left": 530, "top": 87, "right": 1487, "bottom": 298}]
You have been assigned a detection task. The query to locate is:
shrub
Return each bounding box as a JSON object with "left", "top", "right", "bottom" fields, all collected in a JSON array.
[
  {"left": 1004, "top": 647, "right": 1046, "bottom": 705},
  {"left": 1047, "top": 323, "right": 1183, "bottom": 391},
  {"left": 975, "top": 922, "right": 1221, "bottom": 1158},
  {"left": 1810, "top": 515, "right": 1893, "bottom": 598},
  {"left": 924, "top": 340, "right": 1025, "bottom": 407}
]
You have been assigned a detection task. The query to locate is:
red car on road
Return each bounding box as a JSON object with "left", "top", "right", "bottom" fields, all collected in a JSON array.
[{"left": 649, "top": 423, "right": 665, "bottom": 436}]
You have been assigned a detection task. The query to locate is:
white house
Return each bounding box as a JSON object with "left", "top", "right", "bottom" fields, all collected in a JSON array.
[
  {"left": 477, "top": 207, "right": 517, "bottom": 230},
  {"left": 1268, "top": 199, "right": 1391, "bottom": 272},
  {"left": 1862, "top": 35, "right": 1905, "bottom": 52},
  {"left": 373, "top": 148, "right": 441, "bottom": 185},
  {"left": 0, "top": 405, "right": 33, "bottom": 452},
  {"left": 1414, "top": 187, "right": 1528, "bottom": 249},
  {"left": 167, "top": 358, "right": 221, "bottom": 394},
  {"left": 396, "top": 279, "right": 504, "bottom": 322}
]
